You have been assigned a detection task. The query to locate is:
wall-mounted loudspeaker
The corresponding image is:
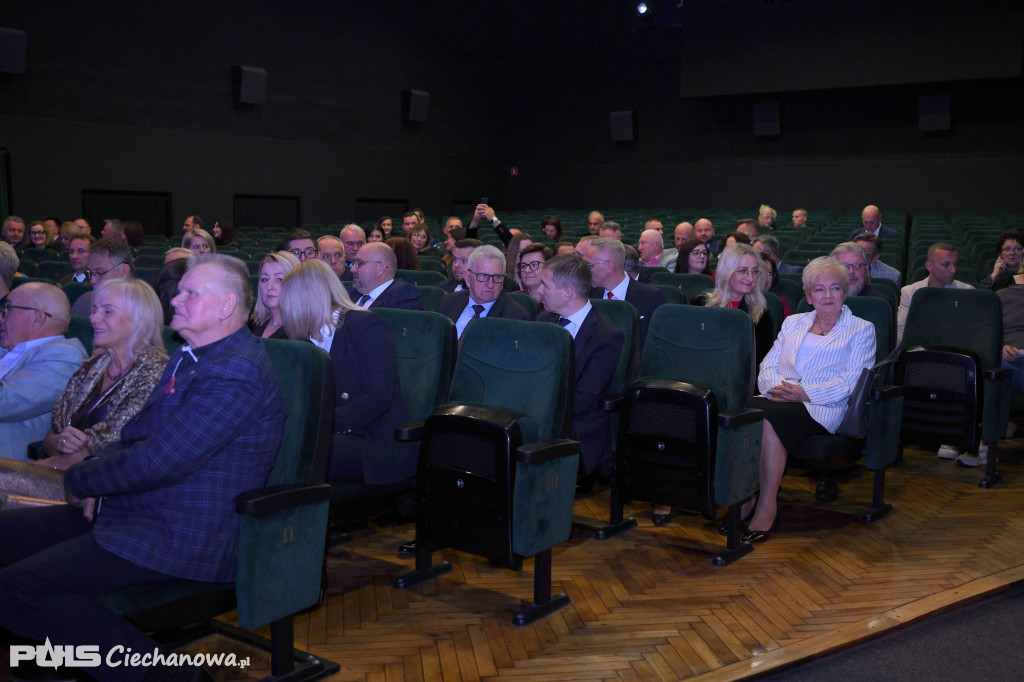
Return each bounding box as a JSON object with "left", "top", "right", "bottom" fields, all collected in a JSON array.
[
  {"left": 232, "top": 66, "right": 267, "bottom": 105},
  {"left": 403, "top": 89, "right": 430, "bottom": 123},
  {"left": 610, "top": 110, "right": 637, "bottom": 142},
  {"left": 919, "top": 94, "right": 951, "bottom": 132},
  {"left": 753, "top": 102, "right": 780, "bottom": 137},
  {"left": 0, "top": 27, "right": 27, "bottom": 75}
]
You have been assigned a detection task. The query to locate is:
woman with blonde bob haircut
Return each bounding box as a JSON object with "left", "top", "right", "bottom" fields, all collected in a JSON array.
[
  {"left": 183, "top": 227, "right": 216, "bottom": 255},
  {"left": 0, "top": 278, "right": 168, "bottom": 502},
  {"left": 249, "top": 251, "right": 300, "bottom": 339},
  {"left": 278, "top": 260, "right": 414, "bottom": 485}
]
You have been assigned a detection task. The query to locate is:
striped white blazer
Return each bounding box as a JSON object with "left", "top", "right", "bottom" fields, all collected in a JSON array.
[{"left": 757, "top": 305, "right": 876, "bottom": 433}]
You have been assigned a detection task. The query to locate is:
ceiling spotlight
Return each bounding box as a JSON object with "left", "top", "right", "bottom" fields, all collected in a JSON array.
[{"left": 637, "top": 3, "right": 648, "bottom": 15}]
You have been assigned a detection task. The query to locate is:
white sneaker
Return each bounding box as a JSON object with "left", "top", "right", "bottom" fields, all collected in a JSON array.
[
  {"left": 937, "top": 444, "right": 962, "bottom": 459},
  {"left": 956, "top": 444, "right": 988, "bottom": 468}
]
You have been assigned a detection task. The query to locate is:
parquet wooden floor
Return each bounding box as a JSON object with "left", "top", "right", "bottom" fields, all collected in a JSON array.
[{"left": 190, "top": 440, "right": 1024, "bottom": 681}]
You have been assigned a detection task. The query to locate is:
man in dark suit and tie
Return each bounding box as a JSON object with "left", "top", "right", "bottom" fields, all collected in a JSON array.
[
  {"left": 0, "top": 254, "right": 286, "bottom": 680},
  {"left": 585, "top": 237, "right": 667, "bottom": 347},
  {"left": 438, "top": 238, "right": 483, "bottom": 293},
  {"left": 436, "top": 244, "right": 529, "bottom": 338},
  {"left": 537, "top": 254, "right": 624, "bottom": 482},
  {"left": 349, "top": 242, "right": 423, "bottom": 310},
  {"left": 849, "top": 204, "right": 899, "bottom": 241}
]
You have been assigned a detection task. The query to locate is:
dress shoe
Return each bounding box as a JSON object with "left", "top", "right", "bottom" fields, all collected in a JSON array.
[
  {"left": 575, "top": 473, "right": 597, "bottom": 498},
  {"left": 814, "top": 477, "right": 839, "bottom": 502},
  {"left": 742, "top": 513, "right": 780, "bottom": 544},
  {"left": 398, "top": 539, "right": 417, "bottom": 556},
  {"left": 651, "top": 511, "right": 672, "bottom": 526}
]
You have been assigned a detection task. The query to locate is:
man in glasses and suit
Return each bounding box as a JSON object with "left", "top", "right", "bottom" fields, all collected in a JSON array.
[{"left": 436, "top": 245, "right": 529, "bottom": 339}]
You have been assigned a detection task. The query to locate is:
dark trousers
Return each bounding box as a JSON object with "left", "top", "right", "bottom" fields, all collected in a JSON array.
[{"left": 0, "top": 505, "right": 174, "bottom": 682}]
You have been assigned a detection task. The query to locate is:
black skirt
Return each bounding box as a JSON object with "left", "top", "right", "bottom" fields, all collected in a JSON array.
[{"left": 747, "top": 396, "right": 828, "bottom": 454}]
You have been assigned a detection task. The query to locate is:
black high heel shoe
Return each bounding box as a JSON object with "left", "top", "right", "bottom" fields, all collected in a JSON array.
[
  {"left": 742, "top": 512, "right": 780, "bottom": 544},
  {"left": 718, "top": 494, "right": 758, "bottom": 536}
]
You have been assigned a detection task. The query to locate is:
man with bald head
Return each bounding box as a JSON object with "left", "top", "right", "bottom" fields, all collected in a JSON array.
[
  {"left": 849, "top": 205, "right": 899, "bottom": 241},
  {"left": 587, "top": 211, "right": 604, "bottom": 235},
  {"left": 349, "top": 242, "right": 423, "bottom": 310},
  {"left": 0, "top": 282, "right": 86, "bottom": 460},
  {"left": 659, "top": 222, "right": 694, "bottom": 271},
  {"left": 637, "top": 229, "right": 664, "bottom": 268},
  {"left": 694, "top": 218, "right": 719, "bottom": 255},
  {"left": 0, "top": 255, "right": 286, "bottom": 680}
]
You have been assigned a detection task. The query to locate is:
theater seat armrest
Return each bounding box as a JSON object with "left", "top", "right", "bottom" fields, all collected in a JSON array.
[
  {"left": 985, "top": 367, "right": 1011, "bottom": 383},
  {"left": 516, "top": 438, "right": 579, "bottom": 466},
  {"left": 395, "top": 421, "right": 426, "bottom": 442},
  {"left": 27, "top": 441, "right": 45, "bottom": 460},
  {"left": 718, "top": 407, "right": 764, "bottom": 429},
  {"left": 873, "top": 384, "right": 903, "bottom": 400},
  {"left": 236, "top": 483, "right": 331, "bottom": 517},
  {"left": 600, "top": 394, "right": 624, "bottom": 412}
]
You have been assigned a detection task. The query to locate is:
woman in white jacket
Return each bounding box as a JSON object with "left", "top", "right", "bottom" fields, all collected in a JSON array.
[{"left": 743, "top": 257, "right": 876, "bottom": 542}]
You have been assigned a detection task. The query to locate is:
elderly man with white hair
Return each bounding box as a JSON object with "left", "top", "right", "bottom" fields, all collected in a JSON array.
[{"left": 436, "top": 245, "right": 530, "bottom": 338}]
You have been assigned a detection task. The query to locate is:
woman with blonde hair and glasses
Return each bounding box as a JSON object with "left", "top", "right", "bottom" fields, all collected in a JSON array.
[
  {"left": 279, "top": 260, "right": 414, "bottom": 485},
  {"left": 0, "top": 278, "right": 168, "bottom": 504}
]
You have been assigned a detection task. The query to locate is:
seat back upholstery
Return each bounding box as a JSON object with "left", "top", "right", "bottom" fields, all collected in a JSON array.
[
  {"left": 450, "top": 318, "right": 574, "bottom": 441},
  {"left": 371, "top": 308, "right": 456, "bottom": 422},
  {"left": 640, "top": 305, "right": 754, "bottom": 412},
  {"left": 903, "top": 287, "right": 1001, "bottom": 368},
  {"left": 507, "top": 292, "right": 540, "bottom": 320},
  {"left": 650, "top": 272, "right": 715, "bottom": 303},
  {"left": 395, "top": 268, "right": 445, "bottom": 287},
  {"left": 417, "top": 285, "right": 445, "bottom": 311},
  {"left": 589, "top": 298, "right": 640, "bottom": 392}
]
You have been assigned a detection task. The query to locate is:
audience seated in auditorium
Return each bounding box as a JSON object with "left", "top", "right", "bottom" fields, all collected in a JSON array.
[
  {"left": 737, "top": 218, "right": 759, "bottom": 238},
  {"left": 163, "top": 246, "right": 193, "bottom": 264},
  {"left": 644, "top": 219, "right": 664, "bottom": 235},
  {"left": 366, "top": 224, "right": 386, "bottom": 244},
  {"left": 281, "top": 259, "right": 414, "bottom": 486},
  {"left": 211, "top": 219, "right": 238, "bottom": 247},
  {"left": 73, "top": 217, "right": 91, "bottom": 235},
  {"left": 983, "top": 231, "right": 1024, "bottom": 289},
  {"left": 26, "top": 221, "right": 55, "bottom": 251},
  {"left": 757, "top": 204, "right": 777, "bottom": 232},
  {"left": 341, "top": 223, "right": 366, "bottom": 276},
  {"left": 41, "top": 217, "right": 61, "bottom": 249},
  {"left": 760, "top": 252, "right": 792, "bottom": 317},
  {"left": 60, "top": 233, "right": 93, "bottom": 284},
  {"left": 505, "top": 232, "right": 534, "bottom": 287},
  {"left": 2, "top": 216, "right": 26, "bottom": 248},
  {"left": 637, "top": 229, "right": 664, "bottom": 268},
  {"left": 317, "top": 235, "right": 346, "bottom": 278},
  {"left": 283, "top": 228, "right": 317, "bottom": 261},
  {"left": 538, "top": 254, "right": 625, "bottom": 498},
  {"left": 181, "top": 214, "right": 203, "bottom": 231},
  {"left": 123, "top": 220, "right": 145, "bottom": 248},
  {"left": 0, "top": 243, "right": 18, "bottom": 299},
  {"left": 0, "top": 282, "right": 87, "bottom": 462},
  {"left": 0, "top": 279, "right": 168, "bottom": 504},
  {"left": 151, "top": 257, "right": 190, "bottom": 325},
  {"left": 852, "top": 232, "right": 902, "bottom": 286},
  {"left": 71, "top": 238, "right": 135, "bottom": 317},
  {"left": 744, "top": 257, "right": 875, "bottom": 543},
  {"left": 59, "top": 221, "right": 82, "bottom": 250},
  {"left": 849, "top": 204, "right": 898, "bottom": 241},
  {"left": 250, "top": 251, "right": 301, "bottom": 339},
  {"left": 437, "top": 216, "right": 463, "bottom": 255},
  {"left": 693, "top": 242, "right": 775, "bottom": 367},
  {"left": 791, "top": 208, "right": 809, "bottom": 228},
  {"left": 440, "top": 238, "right": 482, "bottom": 293},
  {"left": 387, "top": 236, "right": 422, "bottom": 271},
  {"left": 695, "top": 218, "right": 718, "bottom": 254},
  {"left": 718, "top": 230, "right": 751, "bottom": 255},
  {"left": 587, "top": 210, "right": 604, "bottom": 235},
  {"left": 585, "top": 237, "right": 666, "bottom": 346},
  {"left": 830, "top": 242, "right": 896, "bottom": 310},
  {"left": 102, "top": 219, "right": 126, "bottom": 242},
  {"left": 660, "top": 221, "right": 695, "bottom": 271},
  {"left": 515, "top": 243, "right": 552, "bottom": 305},
  {"left": 409, "top": 223, "right": 437, "bottom": 257},
  {"left": 467, "top": 203, "right": 514, "bottom": 247},
  {"left": 556, "top": 240, "right": 576, "bottom": 256},
  {"left": 673, "top": 237, "right": 712, "bottom": 276},
  {"left": 350, "top": 241, "right": 423, "bottom": 310},
  {"left": 378, "top": 215, "right": 393, "bottom": 238},
  {"left": 183, "top": 227, "right": 216, "bottom": 255},
  {"left": 0, "top": 254, "right": 285, "bottom": 682},
  {"left": 436, "top": 244, "right": 529, "bottom": 339},
  {"left": 897, "top": 242, "right": 972, "bottom": 344},
  {"left": 542, "top": 216, "right": 564, "bottom": 242},
  {"left": 598, "top": 221, "right": 622, "bottom": 240},
  {"left": 753, "top": 234, "right": 802, "bottom": 275},
  {"left": 401, "top": 211, "right": 420, "bottom": 235}
]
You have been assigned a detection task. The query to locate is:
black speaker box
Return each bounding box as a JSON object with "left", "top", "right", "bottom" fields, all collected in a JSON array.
[
  {"left": 232, "top": 66, "right": 267, "bottom": 105},
  {"left": 754, "top": 101, "right": 780, "bottom": 137},
  {"left": 919, "top": 94, "right": 951, "bottom": 132},
  {"left": 0, "top": 27, "right": 27, "bottom": 75},
  {"left": 610, "top": 110, "right": 637, "bottom": 142},
  {"left": 403, "top": 89, "right": 430, "bottom": 123}
]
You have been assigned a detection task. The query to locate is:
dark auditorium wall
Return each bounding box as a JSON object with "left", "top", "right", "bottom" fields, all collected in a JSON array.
[
  {"left": 1, "top": 1, "right": 1023, "bottom": 227},
  {"left": 0, "top": 1, "right": 515, "bottom": 230}
]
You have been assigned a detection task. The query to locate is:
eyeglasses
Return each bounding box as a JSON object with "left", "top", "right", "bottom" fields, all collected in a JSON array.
[
  {"left": 85, "top": 262, "right": 126, "bottom": 281},
  {"left": 734, "top": 267, "right": 761, "bottom": 278},
  {"left": 518, "top": 261, "right": 543, "bottom": 272},
  {"left": 842, "top": 262, "right": 867, "bottom": 271},
  {"left": 351, "top": 259, "right": 384, "bottom": 269},
  {"left": 1002, "top": 246, "right": 1023, "bottom": 254},
  {"left": 584, "top": 259, "right": 609, "bottom": 268},
  {"left": 290, "top": 247, "right": 319, "bottom": 258},
  {"left": 0, "top": 301, "right": 52, "bottom": 319},
  {"left": 467, "top": 270, "right": 506, "bottom": 284},
  {"left": 320, "top": 252, "right": 344, "bottom": 262},
  {"left": 691, "top": 249, "right": 708, "bottom": 258}
]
